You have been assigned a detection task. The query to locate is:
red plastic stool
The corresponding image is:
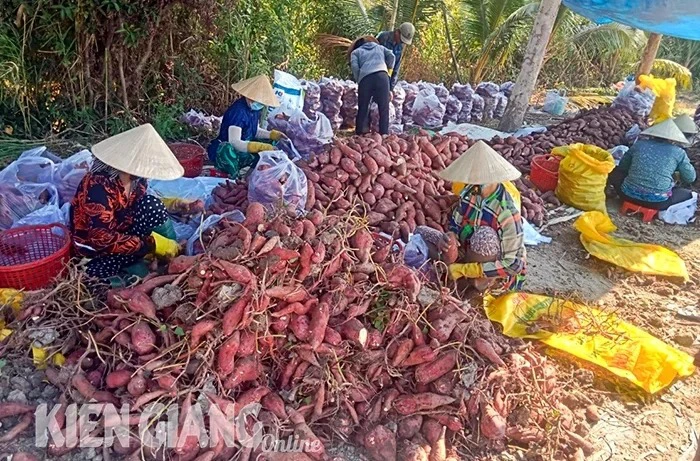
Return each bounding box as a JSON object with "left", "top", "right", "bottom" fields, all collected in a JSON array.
[{"left": 620, "top": 201, "right": 658, "bottom": 223}]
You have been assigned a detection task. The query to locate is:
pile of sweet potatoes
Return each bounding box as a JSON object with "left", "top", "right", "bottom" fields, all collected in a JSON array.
[{"left": 3, "top": 203, "right": 594, "bottom": 460}]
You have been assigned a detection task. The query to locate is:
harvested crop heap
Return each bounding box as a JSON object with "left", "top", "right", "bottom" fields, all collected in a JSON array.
[
  {"left": 489, "top": 106, "right": 645, "bottom": 174},
  {"left": 3, "top": 205, "right": 595, "bottom": 460}
]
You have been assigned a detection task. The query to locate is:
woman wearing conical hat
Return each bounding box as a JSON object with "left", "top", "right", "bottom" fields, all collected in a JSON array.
[
  {"left": 608, "top": 119, "right": 696, "bottom": 210},
  {"left": 674, "top": 113, "right": 698, "bottom": 143},
  {"left": 71, "top": 124, "right": 183, "bottom": 280},
  {"left": 437, "top": 141, "right": 526, "bottom": 292},
  {"left": 207, "top": 75, "right": 285, "bottom": 177}
]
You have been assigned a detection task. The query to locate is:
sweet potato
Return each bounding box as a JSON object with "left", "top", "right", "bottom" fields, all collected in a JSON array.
[
  {"left": 243, "top": 202, "right": 266, "bottom": 230},
  {"left": 428, "top": 310, "right": 462, "bottom": 343},
  {"left": 308, "top": 302, "right": 330, "bottom": 350},
  {"left": 377, "top": 173, "right": 415, "bottom": 194},
  {"left": 168, "top": 256, "right": 199, "bottom": 274},
  {"left": 390, "top": 339, "right": 414, "bottom": 367},
  {"left": 217, "top": 331, "right": 240, "bottom": 377},
  {"left": 290, "top": 314, "right": 311, "bottom": 342},
  {"left": 0, "top": 402, "right": 35, "bottom": 419},
  {"left": 340, "top": 318, "right": 368, "bottom": 348},
  {"left": 398, "top": 415, "right": 423, "bottom": 439},
  {"left": 222, "top": 294, "right": 251, "bottom": 335},
  {"left": 393, "top": 393, "right": 455, "bottom": 415},
  {"left": 428, "top": 426, "right": 446, "bottom": 461},
  {"left": 480, "top": 404, "right": 506, "bottom": 440},
  {"left": 473, "top": 338, "right": 505, "bottom": 367},
  {"left": 0, "top": 413, "right": 33, "bottom": 443},
  {"left": 215, "top": 260, "right": 256, "bottom": 285},
  {"left": 421, "top": 418, "right": 443, "bottom": 445},
  {"left": 266, "top": 285, "right": 308, "bottom": 303},
  {"left": 190, "top": 320, "right": 217, "bottom": 349},
  {"left": 261, "top": 392, "right": 288, "bottom": 419},
  {"left": 363, "top": 425, "right": 397, "bottom": 461},
  {"left": 126, "top": 292, "right": 158, "bottom": 320},
  {"left": 106, "top": 370, "right": 132, "bottom": 389},
  {"left": 398, "top": 443, "right": 428, "bottom": 461},
  {"left": 127, "top": 375, "right": 147, "bottom": 397},
  {"left": 414, "top": 351, "right": 457, "bottom": 385},
  {"left": 223, "top": 356, "right": 261, "bottom": 389},
  {"left": 131, "top": 321, "right": 156, "bottom": 355},
  {"left": 324, "top": 327, "right": 343, "bottom": 346}
]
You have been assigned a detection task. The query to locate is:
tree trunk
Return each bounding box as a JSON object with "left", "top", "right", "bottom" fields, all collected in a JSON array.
[
  {"left": 636, "top": 33, "right": 662, "bottom": 80},
  {"left": 442, "top": 4, "right": 461, "bottom": 82},
  {"left": 389, "top": 0, "right": 399, "bottom": 31},
  {"left": 498, "top": 0, "right": 562, "bottom": 132}
]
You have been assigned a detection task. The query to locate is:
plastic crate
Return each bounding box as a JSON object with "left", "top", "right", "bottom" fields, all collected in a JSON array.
[{"left": 0, "top": 224, "right": 71, "bottom": 290}]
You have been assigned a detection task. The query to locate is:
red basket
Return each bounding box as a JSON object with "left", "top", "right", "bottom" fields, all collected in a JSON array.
[
  {"left": 530, "top": 155, "right": 561, "bottom": 192},
  {"left": 0, "top": 224, "right": 71, "bottom": 290},
  {"left": 169, "top": 143, "right": 205, "bottom": 178}
]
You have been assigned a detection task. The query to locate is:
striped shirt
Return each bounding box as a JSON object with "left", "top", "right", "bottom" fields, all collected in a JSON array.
[{"left": 448, "top": 184, "right": 526, "bottom": 290}]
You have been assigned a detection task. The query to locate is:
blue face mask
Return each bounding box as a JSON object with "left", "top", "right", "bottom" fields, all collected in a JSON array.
[{"left": 250, "top": 101, "right": 265, "bottom": 111}]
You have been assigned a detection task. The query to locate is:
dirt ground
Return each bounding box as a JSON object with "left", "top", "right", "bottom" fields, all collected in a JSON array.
[{"left": 524, "top": 173, "right": 700, "bottom": 459}]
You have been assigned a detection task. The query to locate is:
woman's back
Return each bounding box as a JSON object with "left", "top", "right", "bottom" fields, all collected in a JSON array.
[{"left": 622, "top": 138, "right": 695, "bottom": 197}]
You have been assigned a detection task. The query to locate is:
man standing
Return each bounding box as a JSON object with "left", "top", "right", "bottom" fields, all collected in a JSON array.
[{"left": 377, "top": 22, "right": 415, "bottom": 90}]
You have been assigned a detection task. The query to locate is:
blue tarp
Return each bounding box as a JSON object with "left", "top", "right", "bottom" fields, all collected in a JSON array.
[{"left": 563, "top": 0, "right": 700, "bottom": 41}]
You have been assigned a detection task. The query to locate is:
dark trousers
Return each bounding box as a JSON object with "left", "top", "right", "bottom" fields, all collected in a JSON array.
[
  {"left": 356, "top": 71, "right": 391, "bottom": 135},
  {"left": 608, "top": 167, "right": 693, "bottom": 210},
  {"left": 85, "top": 195, "right": 168, "bottom": 279}
]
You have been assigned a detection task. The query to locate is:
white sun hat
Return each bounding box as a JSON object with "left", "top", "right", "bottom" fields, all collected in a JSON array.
[
  {"left": 91, "top": 124, "right": 184, "bottom": 180},
  {"left": 438, "top": 140, "right": 521, "bottom": 184},
  {"left": 231, "top": 74, "right": 280, "bottom": 108},
  {"left": 673, "top": 114, "right": 698, "bottom": 135},
  {"left": 641, "top": 119, "right": 690, "bottom": 144}
]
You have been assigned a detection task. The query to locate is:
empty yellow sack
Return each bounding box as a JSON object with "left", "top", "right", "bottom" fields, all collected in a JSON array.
[
  {"left": 485, "top": 292, "right": 695, "bottom": 394},
  {"left": 638, "top": 74, "right": 676, "bottom": 124},
  {"left": 553, "top": 144, "right": 614, "bottom": 213},
  {"left": 574, "top": 211, "right": 688, "bottom": 280}
]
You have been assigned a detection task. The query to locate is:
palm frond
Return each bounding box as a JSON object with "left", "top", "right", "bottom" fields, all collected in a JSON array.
[
  {"left": 570, "top": 23, "right": 645, "bottom": 57},
  {"left": 316, "top": 34, "right": 354, "bottom": 50},
  {"left": 647, "top": 59, "right": 693, "bottom": 90}
]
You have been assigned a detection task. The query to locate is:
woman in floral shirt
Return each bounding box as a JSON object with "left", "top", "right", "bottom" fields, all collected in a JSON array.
[{"left": 71, "top": 124, "right": 183, "bottom": 279}]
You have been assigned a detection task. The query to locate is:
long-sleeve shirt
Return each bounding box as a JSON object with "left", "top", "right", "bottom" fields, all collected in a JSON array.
[
  {"left": 448, "top": 184, "right": 526, "bottom": 290},
  {"left": 377, "top": 31, "right": 404, "bottom": 90},
  {"left": 351, "top": 42, "right": 395, "bottom": 83},
  {"left": 618, "top": 138, "right": 696, "bottom": 202},
  {"left": 208, "top": 98, "right": 264, "bottom": 161},
  {"left": 71, "top": 172, "right": 153, "bottom": 257}
]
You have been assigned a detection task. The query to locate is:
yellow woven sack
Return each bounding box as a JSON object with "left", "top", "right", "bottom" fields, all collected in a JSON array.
[
  {"left": 485, "top": 292, "right": 695, "bottom": 394},
  {"left": 553, "top": 144, "right": 615, "bottom": 213},
  {"left": 574, "top": 211, "right": 688, "bottom": 280},
  {"left": 638, "top": 74, "right": 676, "bottom": 124}
]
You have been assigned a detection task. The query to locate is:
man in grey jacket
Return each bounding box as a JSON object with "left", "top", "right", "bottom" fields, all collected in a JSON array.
[
  {"left": 377, "top": 22, "right": 415, "bottom": 90},
  {"left": 350, "top": 37, "right": 395, "bottom": 134}
]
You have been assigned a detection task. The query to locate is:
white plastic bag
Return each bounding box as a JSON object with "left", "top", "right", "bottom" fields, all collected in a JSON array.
[
  {"left": 273, "top": 70, "right": 303, "bottom": 112},
  {"left": 13, "top": 205, "right": 65, "bottom": 228},
  {"left": 186, "top": 210, "right": 245, "bottom": 255},
  {"left": 0, "top": 156, "right": 56, "bottom": 185},
  {"left": 267, "top": 108, "right": 333, "bottom": 158},
  {"left": 412, "top": 87, "right": 446, "bottom": 128},
  {"left": 658, "top": 192, "right": 697, "bottom": 225},
  {"left": 404, "top": 234, "right": 429, "bottom": 268},
  {"left": 248, "top": 150, "right": 308, "bottom": 213},
  {"left": 0, "top": 183, "right": 59, "bottom": 230},
  {"left": 149, "top": 177, "right": 224, "bottom": 208},
  {"left": 542, "top": 90, "right": 568, "bottom": 116},
  {"left": 612, "top": 80, "right": 655, "bottom": 117},
  {"left": 55, "top": 150, "right": 93, "bottom": 205}
]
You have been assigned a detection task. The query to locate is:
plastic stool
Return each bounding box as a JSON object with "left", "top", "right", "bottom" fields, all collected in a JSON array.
[{"left": 620, "top": 201, "right": 658, "bottom": 223}]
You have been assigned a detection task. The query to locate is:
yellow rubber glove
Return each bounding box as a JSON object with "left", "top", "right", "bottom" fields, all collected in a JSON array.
[
  {"left": 449, "top": 263, "right": 484, "bottom": 280},
  {"left": 269, "top": 130, "right": 285, "bottom": 141},
  {"left": 248, "top": 141, "right": 275, "bottom": 153},
  {"left": 151, "top": 232, "right": 180, "bottom": 259},
  {"left": 388, "top": 68, "right": 394, "bottom": 77}
]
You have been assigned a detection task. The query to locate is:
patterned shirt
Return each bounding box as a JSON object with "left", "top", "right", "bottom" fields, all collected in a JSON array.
[
  {"left": 71, "top": 172, "right": 153, "bottom": 257},
  {"left": 619, "top": 138, "right": 696, "bottom": 202},
  {"left": 448, "top": 184, "right": 526, "bottom": 290}
]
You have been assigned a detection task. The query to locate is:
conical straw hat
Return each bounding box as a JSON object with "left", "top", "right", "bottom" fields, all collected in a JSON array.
[
  {"left": 92, "top": 124, "right": 184, "bottom": 180},
  {"left": 673, "top": 114, "right": 698, "bottom": 134},
  {"left": 231, "top": 75, "right": 280, "bottom": 108},
  {"left": 439, "top": 140, "right": 521, "bottom": 184},
  {"left": 641, "top": 119, "right": 689, "bottom": 144}
]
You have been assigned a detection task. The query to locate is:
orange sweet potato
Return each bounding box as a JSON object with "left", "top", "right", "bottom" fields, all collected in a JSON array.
[
  {"left": 393, "top": 393, "right": 455, "bottom": 415},
  {"left": 308, "top": 302, "right": 330, "bottom": 350},
  {"left": 217, "top": 331, "right": 240, "bottom": 377},
  {"left": 414, "top": 351, "right": 457, "bottom": 385}
]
